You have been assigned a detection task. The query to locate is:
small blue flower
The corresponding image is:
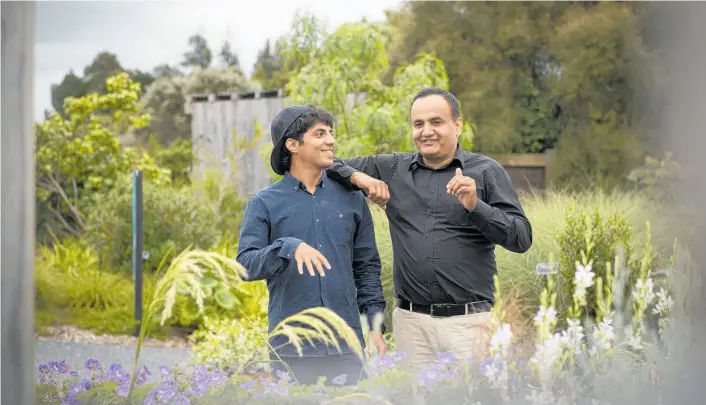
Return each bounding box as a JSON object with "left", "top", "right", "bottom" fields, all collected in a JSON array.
[
  {"left": 115, "top": 383, "right": 130, "bottom": 398},
  {"left": 331, "top": 374, "right": 348, "bottom": 385},
  {"left": 159, "top": 366, "right": 172, "bottom": 378},
  {"left": 436, "top": 352, "right": 456, "bottom": 365},
  {"left": 239, "top": 380, "right": 256, "bottom": 390},
  {"left": 144, "top": 386, "right": 177, "bottom": 405},
  {"left": 84, "top": 358, "right": 101, "bottom": 371},
  {"left": 416, "top": 365, "right": 444, "bottom": 387},
  {"left": 38, "top": 363, "right": 51, "bottom": 375},
  {"left": 170, "top": 394, "right": 191, "bottom": 405},
  {"left": 70, "top": 371, "right": 79, "bottom": 378}
]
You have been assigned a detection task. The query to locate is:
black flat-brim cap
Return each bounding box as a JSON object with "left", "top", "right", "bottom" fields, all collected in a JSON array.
[{"left": 269, "top": 105, "right": 314, "bottom": 176}]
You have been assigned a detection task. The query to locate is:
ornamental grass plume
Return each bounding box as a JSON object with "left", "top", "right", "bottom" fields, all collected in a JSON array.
[{"left": 128, "top": 247, "right": 366, "bottom": 399}]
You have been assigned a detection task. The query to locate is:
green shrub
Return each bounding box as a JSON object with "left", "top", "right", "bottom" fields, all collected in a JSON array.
[
  {"left": 555, "top": 207, "right": 636, "bottom": 320},
  {"left": 84, "top": 175, "right": 222, "bottom": 274},
  {"left": 189, "top": 314, "right": 270, "bottom": 374},
  {"left": 34, "top": 237, "right": 167, "bottom": 337}
]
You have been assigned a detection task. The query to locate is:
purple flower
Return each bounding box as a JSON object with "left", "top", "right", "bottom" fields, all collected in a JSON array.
[
  {"left": 60, "top": 396, "right": 83, "bottom": 405},
  {"left": 144, "top": 386, "right": 177, "bottom": 405},
  {"left": 191, "top": 366, "right": 207, "bottom": 383},
  {"left": 263, "top": 381, "right": 289, "bottom": 396},
  {"left": 240, "top": 380, "right": 256, "bottom": 390},
  {"left": 159, "top": 366, "right": 172, "bottom": 378},
  {"left": 105, "top": 364, "right": 130, "bottom": 384},
  {"left": 115, "top": 383, "right": 130, "bottom": 398},
  {"left": 136, "top": 365, "right": 151, "bottom": 386},
  {"left": 416, "top": 365, "right": 444, "bottom": 387},
  {"left": 70, "top": 371, "right": 79, "bottom": 378},
  {"left": 436, "top": 352, "right": 456, "bottom": 365},
  {"left": 171, "top": 394, "right": 191, "bottom": 405},
  {"left": 38, "top": 363, "right": 51, "bottom": 375},
  {"left": 84, "top": 358, "right": 101, "bottom": 371},
  {"left": 50, "top": 360, "right": 70, "bottom": 374},
  {"left": 67, "top": 379, "right": 91, "bottom": 397},
  {"left": 206, "top": 372, "right": 226, "bottom": 387},
  {"left": 331, "top": 374, "right": 348, "bottom": 385}
]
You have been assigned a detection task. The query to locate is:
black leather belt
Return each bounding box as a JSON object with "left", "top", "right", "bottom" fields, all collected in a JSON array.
[{"left": 397, "top": 298, "right": 492, "bottom": 317}]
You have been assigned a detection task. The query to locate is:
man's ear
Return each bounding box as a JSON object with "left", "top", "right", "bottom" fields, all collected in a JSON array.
[
  {"left": 455, "top": 117, "right": 463, "bottom": 137},
  {"left": 285, "top": 138, "right": 299, "bottom": 154}
]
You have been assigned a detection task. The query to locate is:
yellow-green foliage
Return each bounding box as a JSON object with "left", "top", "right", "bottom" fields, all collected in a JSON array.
[{"left": 34, "top": 238, "right": 164, "bottom": 336}]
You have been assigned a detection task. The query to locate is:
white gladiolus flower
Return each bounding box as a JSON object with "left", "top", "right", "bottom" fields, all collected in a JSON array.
[
  {"left": 573, "top": 263, "right": 595, "bottom": 303},
  {"left": 591, "top": 318, "right": 615, "bottom": 353},
  {"left": 561, "top": 318, "right": 585, "bottom": 354},
  {"left": 531, "top": 332, "right": 566, "bottom": 382},
  {"left": 632, "top": 278, "right": 655, "bottom": 306},
  {"left": 534, "top": 305, "right": 558, "bottom": 328},
  {"left": 653, "top": 287, "right": 674, "bottom": 315},
  {"left": 490, "top": 323, "right": 513, "bottom": 358}
]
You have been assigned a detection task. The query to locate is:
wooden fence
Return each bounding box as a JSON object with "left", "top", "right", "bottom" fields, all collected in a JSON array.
[{"left": 185, "top": 91, "right": 555, "bottom": 197}]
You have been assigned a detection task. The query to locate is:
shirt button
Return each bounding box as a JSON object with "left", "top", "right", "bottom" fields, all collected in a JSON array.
[
  {"left": 316, "top": 218, "right": 319, "bottom": 222},
  {"left": 431, "top": 189, "right": 435, "bottom": 193},
  {"left": 319, "top": 244, "right": 322, "bottom": 248}
]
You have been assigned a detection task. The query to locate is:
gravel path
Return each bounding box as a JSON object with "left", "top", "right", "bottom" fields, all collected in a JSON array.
[{"left": 36, "top": 340, "right": 195, "bottom": 383}]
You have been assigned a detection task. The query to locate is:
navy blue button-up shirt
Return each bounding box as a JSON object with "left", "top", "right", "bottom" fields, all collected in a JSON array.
[{"left": 236, "top": 171, "right": 386, "bottom": 358}]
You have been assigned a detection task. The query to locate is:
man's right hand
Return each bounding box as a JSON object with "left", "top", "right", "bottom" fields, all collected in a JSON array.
[
  {"left": 294, "top": 242, "right": 331, "bottom": 277},
  {"left": 351, "top": 172, "right": 390, "bottom": 209}
]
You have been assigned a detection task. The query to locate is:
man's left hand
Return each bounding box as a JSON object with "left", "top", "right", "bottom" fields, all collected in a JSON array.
[
  {"left": 446, "top": 168, "right": 477, "bottom": 211},
  {"left": 368, "top": 331, "right": 387, "bottom": 357}
]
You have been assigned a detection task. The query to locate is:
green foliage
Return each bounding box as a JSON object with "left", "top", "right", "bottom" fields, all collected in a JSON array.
[
  {"left": 34, "top": 237, "right": 167, "bottom": 337},
  {"left": 147, "top": 135, "right": 194, "bottom": 185},
  {"left": 384, "top": 2, "right": 658, "bottom": 188},
  {"left": 36, "top": 72, "right": 170, "bottom": 240},
  {"left": 556, "top": 207, "right": 633, "bottom": 320},
  {"left": 83, "top": 176, "right": 220, "bottom": 274},
  {"left": 282, "top": 14, "right": 472, "bottom": 157},
  {"left": 189, "top": 315, "right": 270, "bottom": 373}
]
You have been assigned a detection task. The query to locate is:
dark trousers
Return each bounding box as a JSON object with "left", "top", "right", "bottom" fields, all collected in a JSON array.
[{"left": 271, "top": 353, "right": 365, "bottom": 386}]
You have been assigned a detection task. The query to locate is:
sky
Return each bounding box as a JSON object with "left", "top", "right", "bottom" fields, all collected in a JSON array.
[{"left": 34, "top": 0, "right": 404, "bottom": 121}]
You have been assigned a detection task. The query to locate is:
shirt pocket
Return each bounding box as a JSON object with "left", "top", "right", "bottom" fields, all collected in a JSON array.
[
  {"left": 439, "top": 186, "right": 484, "bottom": 227},
  {"left": 327, "top": 210, "right": 356, "bottom": 245}
]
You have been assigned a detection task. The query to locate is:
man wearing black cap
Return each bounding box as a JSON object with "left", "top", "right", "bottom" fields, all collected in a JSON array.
[{"left": 236, "top": 105, "right": 387, "bottom": 386}]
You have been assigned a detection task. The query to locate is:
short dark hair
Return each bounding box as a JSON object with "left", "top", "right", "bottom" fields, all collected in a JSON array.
[
  {"left": 279, "top": 106, "right": 335, "bottom": 171},
  {"left": 410, "top": 87, "right": 462, "bottom": 120}
]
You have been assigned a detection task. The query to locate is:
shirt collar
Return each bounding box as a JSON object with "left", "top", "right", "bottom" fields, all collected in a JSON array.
[
  {"left": 409, "top": 143, "right": 465, "bottom": 170},
  {"left": 283, "top": 170, "right": 328, "bottom": 191}
]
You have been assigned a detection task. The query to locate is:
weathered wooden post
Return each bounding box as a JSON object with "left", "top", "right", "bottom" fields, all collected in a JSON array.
[{"left": 1, "top": 2, "right": 37, "bottom": 405}]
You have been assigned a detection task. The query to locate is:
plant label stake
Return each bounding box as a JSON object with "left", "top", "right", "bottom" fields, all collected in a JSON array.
[
  {"left": 536, "top": 263, "right": 559, "bottom": 276},
  {"left": 132, "top": 169, "right": 144, "bottom": 337}
]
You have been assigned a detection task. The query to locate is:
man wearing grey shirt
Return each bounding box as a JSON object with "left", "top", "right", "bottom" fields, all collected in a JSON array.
[{"left": 326, "top": 87, "right": 532, "bottom": 372}]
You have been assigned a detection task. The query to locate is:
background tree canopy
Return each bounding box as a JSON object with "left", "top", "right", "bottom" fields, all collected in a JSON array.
[{"left": 45, "top": 1, "right": 667, "bottom": 191}]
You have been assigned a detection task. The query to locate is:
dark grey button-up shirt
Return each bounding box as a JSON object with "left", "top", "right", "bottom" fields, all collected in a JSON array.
[{"left": 326, "top": 145, "right": 532, "bottom": 306}]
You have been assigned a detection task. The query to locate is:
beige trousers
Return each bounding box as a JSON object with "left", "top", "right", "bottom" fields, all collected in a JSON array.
[{"left": 391, "top": 306, "right": 492, "bottom": 373}]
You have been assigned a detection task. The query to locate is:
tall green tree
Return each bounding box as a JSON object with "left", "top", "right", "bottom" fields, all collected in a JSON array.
[
  {"left": 385, "top": 1, "right": 656, "bottom": 188},
  {"left": 182, "top": 34, "right": 213, "bottom": 69},
  {"left": 281, "top": 13, "right": 473, "bottom": 158}
]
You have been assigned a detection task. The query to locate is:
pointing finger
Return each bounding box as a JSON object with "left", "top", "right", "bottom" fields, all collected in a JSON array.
[{"left": 455, "top": 168, "right": 463, "bottom": 177}]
